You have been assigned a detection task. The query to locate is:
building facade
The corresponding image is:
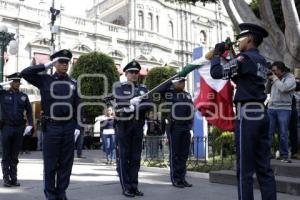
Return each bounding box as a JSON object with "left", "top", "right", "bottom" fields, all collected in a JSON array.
[{"left": 0, "top": 0, "right": 234, "bottom": 95}]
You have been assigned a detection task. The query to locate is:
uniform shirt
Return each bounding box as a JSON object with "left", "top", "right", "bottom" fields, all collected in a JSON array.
[
  {"left": 211, "top": 48, "right": 268, "bottom": 103},
  {"left": 114, "top": 81, "right": 149, "bottom": 120},
  {"left": 0, "top": 88, "right": 33, "bottom": 126},
  {"left": 21, "top": 64, "right": 80, "bottom": 126},
  {"left": 156, "top": 81, "right": 194, "bottom": 131}
]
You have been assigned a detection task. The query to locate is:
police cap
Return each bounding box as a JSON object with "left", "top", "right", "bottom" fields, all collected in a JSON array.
[
  {"left": 172, "top": 76, "right": 186, "bottom": 83},
  {"left": 123, "top": 60, "right": 141, "bottom": 72},
  {"left": 6, "top": 72, "right": 22, "bottom": 81},
  {"left": 50, "top": 49, "right": 72, "bottom": 61},
  {"left": 237, "top": 23, "right": 268, "bottom": 39}
]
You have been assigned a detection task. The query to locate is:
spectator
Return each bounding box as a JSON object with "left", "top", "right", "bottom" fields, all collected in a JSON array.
[
  {"left": 100, "top": 107, "right": 115, "bottom": 164},
  {"left": 266, "top": 61, "right": 296, "bottom": 163},
  {"left": 36, "top": 119, "right": 43, "bottom": 151},
  {"left": 145, "top": 111, "right": 165, "bottom": 159}
]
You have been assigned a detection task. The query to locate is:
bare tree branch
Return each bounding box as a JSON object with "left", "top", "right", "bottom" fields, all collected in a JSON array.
[
  {"left": 258, "top": 0, "right": 285, "bottom": 58},
  {"left": 281, "top": 0, "right": 300, "bottom": 68}
]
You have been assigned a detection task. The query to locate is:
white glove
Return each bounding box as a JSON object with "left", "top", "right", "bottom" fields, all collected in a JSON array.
[
  {"left": 74, "top": 129, "right": 80, "bottom": 142},
  {"left": 44, "top": 57, "right": 60, "bottom": 69},
  {"left": 123, "top": 105, "right": 135, "bottom": 113},
  {"left": 0, "top": 80, "right": 13, "bottom": 87},
  {"left": 23, "top": 126, "right": 33, "bottom": 136},
  {"left": 130, "top": 96, "right": 142, "bottom": 106}
]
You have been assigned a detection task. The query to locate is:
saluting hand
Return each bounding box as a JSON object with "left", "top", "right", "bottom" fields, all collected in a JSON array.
[
  {"left": 0, "top": 80, "right": 13, "bottom": 87},
  {"left": 44, "top": 57, "right": 60, "bottom": 69}
]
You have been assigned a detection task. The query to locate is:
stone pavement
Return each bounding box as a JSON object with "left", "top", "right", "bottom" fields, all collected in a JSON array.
[{"left": 0, "top": 150, "right": 298, "bottom": 200}]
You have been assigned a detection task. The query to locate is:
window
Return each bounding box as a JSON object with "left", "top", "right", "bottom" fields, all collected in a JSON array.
[
  {"left": 200, "top": 30, "right": 207, "bottom": 44},
  {"left": 148, "top": 13, "right": 153, "bottom": 30},
  {"left": 138, "top": 11, "right": 144, "bottom": 29},
  {"left": 169, "top": 21, "right": 174, "bottom": 38},
  {"left": 156, "top": 16, "right": 159, "bottom": 32}
]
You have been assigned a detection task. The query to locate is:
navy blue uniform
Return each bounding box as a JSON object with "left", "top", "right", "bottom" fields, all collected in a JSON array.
[
  {"left": 114, "top": 81, "right": 148, "bottom": 193},
  {"left": 21, "top": 64, "right": 80, "bottom": 200},
  {"left": 211, "top": 48, "right": 276, "bottom": 200},
  {"left": 157, "top": 81, "right": 194, "bottom": 185},
  {"left": 0, "top": 87, "right": 32, "bottom": 185}
]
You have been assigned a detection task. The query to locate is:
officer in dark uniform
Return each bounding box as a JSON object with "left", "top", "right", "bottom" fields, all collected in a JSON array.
[
  {"left": 21, "top": 49, "right": 80, "bottom": 200},
  {"left": 113, "top": 60, "right": 148, "bottom": 197},
  {"left": 0, "top": 73, "right": 33, "bottom": 187},
  {"left": 155, "top": 76, "right": 194, "bottom": 188},
  {"left": 210, "top": 23, "right": 277, "bottom": 200}
]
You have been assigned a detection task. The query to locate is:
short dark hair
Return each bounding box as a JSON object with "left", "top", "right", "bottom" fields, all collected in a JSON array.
[
  {"left": 251, "top": 34, "right": 263, "bottom": 47},
  {"left": 271, "top": 61, "right": 289, "bottom": 72}
]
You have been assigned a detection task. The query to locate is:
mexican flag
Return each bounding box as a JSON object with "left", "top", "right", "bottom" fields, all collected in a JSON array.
[{"left": 192, "top": 56, "right": 235, "bottom": 131}]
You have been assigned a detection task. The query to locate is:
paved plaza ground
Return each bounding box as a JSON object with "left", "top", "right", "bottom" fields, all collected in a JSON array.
[{"left": 0, "top": 150, "right": 298, "bottom": 200}]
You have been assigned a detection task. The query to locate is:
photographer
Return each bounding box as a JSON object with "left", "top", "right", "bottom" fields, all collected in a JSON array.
[{"left": 266, "top": 61, "right": 296, "bottom": 163}]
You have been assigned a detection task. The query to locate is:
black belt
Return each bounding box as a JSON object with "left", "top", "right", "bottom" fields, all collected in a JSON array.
[{"left": 2, "top": 120, "right": 25, "bottom": 127}]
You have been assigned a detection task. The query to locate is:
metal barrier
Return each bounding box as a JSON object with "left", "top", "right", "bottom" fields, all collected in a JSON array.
[{"left": 141, "top": 135, "right": 235, "bottom": 172}]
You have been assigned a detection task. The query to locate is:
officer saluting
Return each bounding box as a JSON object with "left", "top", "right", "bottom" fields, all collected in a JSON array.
[
  {"left": 210, "top": 23, "right": 277, "bottom": 200},
  {"left": 21, "top": 49, "right": 81, "bottom": 200},
  {"left": 0, "top": 73, "right": 33, "bottom": 187},
  {"left": 114, "top": 60, "right": 148, "bottom": 197},
  {"left": 155, "top": 76, "right": 194, "bottom": 188}
]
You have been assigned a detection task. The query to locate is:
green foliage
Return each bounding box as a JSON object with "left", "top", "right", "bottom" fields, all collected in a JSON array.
[
  {"left": 215, "top": 131, "right": 235, "bottom": 154},
  {"left": 144, "top": 66, "right": 177, "bottom": 114},
  {"left": 210, "top": 126, "right": 223, "bottom": 138},
  {"left": 70, "top": 52, "right": 119, "bottom": 122},
  {"left": 144, "top": 66, "right": 177, "bottom": 90}
]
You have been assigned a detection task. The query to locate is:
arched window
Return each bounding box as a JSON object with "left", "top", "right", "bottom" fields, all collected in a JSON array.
[
  {"left": 148, "top": 13, "right": 153, "bottom": 30},
  {"left": 138, "top": 11, "right": 144, "bottom": 29},
  {"left": 156, "top": 15, "right": 159, "bottom": 32},
  {"left": 200, "top": 30, "right": 207, "bottom": 44},
  {"left": 169, "top": 21, "right": 174, "bottom": 38}
]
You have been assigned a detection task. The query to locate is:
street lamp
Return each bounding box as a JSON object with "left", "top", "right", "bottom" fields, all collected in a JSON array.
[{"left": 0, "top": 25, "right": 17, "bottom": 82}]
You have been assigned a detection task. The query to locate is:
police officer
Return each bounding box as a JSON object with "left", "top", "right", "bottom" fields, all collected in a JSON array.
[
  {"left": 113, "top": 60, "right": 148, "bottom": 197},
  {"left": 21, "top": 49, "right": 81, "bottom": 200},
  {"left": 210, "top": 23, "right": 277, "bottom": 200},
  {"left": 156, "top": 76, "right": 194, "bottom": 188},
  {"left": 0, "top": 73, "right": 33, "bottom": 187}
]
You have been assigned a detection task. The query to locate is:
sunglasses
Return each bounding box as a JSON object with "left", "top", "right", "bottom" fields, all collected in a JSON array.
[
  {"left": 58, "top": 59, "right": 70, "bottom": 64},
  {"left": 127, "top": 70, "right": 139, "bottom": 74}
]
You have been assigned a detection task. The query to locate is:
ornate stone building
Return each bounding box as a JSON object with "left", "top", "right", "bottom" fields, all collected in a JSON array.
[{"left": 0, "top": 0, "right": 234, "bottom": 101}]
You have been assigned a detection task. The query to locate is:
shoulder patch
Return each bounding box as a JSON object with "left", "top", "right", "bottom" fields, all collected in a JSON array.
[{"left": 21, "top": 95, "right": 27, "bottom": 101}]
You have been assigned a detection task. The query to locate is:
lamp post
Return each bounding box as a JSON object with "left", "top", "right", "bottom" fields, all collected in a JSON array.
[
  {"left": 0, "top": 25, "right": 16, "bottom": 82},
  {"left": 49, "top": 0, "right": 60, "bottom": 74}
]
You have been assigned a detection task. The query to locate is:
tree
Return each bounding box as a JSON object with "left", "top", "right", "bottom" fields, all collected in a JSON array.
[
  {"left": 70, "top": 52, "right": 119, "bottom": 122},
  {"left": 144, "top": 66, "right": 177, "bottom": 90},
  {"left": 144, "top": 66, "right": 177, "bottom": 104},
  {"left": 165, "top": 0, "right": 300, "bottom": 71}
]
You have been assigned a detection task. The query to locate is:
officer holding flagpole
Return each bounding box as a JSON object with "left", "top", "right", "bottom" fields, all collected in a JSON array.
[{"left": 210, "top": 23, "right": 277, "bottom": 200}]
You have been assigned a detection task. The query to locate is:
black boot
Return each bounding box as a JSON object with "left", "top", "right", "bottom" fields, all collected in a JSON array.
[
  {"left": 10, "top": 164, "right": 20, "bottom": 186},
  {"left": 2, "top": 163, "right": 11, "bottom": 187}
]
